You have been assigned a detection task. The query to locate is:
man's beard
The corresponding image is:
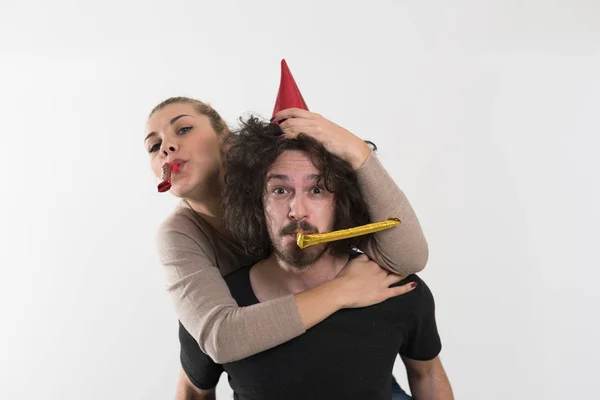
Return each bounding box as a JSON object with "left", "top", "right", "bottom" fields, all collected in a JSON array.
[{"left": 273, "top": 220, "right": 329, "bottom": 269}]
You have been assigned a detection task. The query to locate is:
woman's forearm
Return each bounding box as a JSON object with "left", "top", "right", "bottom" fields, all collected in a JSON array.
[
  {"left": 294, "top": 279, "right": 344, "bottom": 329},
  {"left": 356, "top": 152, "right": 429, "bottom": 275}
]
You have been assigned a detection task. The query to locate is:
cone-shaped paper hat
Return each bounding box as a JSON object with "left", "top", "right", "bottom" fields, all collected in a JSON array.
[{"left": 272, "top": 59, "right": 308, "bottom": 117}]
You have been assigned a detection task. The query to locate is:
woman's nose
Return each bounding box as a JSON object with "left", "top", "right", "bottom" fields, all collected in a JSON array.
[{"left": 161, "top": 144, "right": 177, "bottom": 157}]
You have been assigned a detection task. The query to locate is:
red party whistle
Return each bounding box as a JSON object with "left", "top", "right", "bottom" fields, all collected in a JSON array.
[{"left": 157, "top": 163, "right": 173, "bottom": 192}]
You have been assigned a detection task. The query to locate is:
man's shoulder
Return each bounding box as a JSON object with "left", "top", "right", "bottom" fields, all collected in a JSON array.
[
  {"left": 348, "top": 251, "right": 433, "bottom": 305},
  {"left": 223, "top": 265, "right": 258, "bottom": 306},
  {"left": 223, "top": 265, "right": 252, "bottom": 286},
  {"left": 386, "top": 274, "right": 434, "bottom": 310}
]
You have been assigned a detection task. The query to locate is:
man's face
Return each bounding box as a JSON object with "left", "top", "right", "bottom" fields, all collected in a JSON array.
[{"left": 263, "top": 150, "right": 336, "bottom": 268}]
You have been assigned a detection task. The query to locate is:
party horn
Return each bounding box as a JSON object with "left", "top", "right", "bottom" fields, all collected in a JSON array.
[
  {"left": 157, "top": 162, "right": 180, "bottom": 193},
  {"left": 296, "top": 218, "right": 400, "bottom": 249}
]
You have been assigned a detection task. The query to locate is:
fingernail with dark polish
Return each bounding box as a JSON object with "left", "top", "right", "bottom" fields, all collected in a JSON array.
[
  {"left": 410, "top": 282, "right": 418, "bottom": 288},
  {"left": 270, "top": 116, "right": 275, "bottom": 122}
]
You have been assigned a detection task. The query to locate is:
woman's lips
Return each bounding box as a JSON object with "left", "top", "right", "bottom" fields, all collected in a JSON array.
[{"left": 171, "top": 160, "right": 186, "bottom": 172}]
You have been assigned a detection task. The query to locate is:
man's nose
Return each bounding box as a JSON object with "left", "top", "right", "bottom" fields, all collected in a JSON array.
[{"left": 288, "top": 194, "right": 309, "bottom": 220}]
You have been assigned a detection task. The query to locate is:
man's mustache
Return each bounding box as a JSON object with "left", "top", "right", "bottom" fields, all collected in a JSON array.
[{"left": 280, "top": 220, "right": 318, "bottom": 236}]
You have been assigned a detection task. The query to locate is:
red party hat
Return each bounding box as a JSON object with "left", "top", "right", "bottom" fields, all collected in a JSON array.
[{"left": 272, "top": 59, "right": 309, "bottom": 118}]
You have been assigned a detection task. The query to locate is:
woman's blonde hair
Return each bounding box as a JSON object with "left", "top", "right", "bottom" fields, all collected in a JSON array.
[{"left": 150, "top": 96, "right": 228, "bottom": 135}]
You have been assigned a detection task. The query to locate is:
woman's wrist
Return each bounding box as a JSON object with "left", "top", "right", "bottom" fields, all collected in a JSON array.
[
  {"left": 324, "top": 275, "right": 350, "bottom": 310},
  {"left": 345, "top": 137, "right": 372, "bottom": 170},
  {"left": 294, "top": 278, "right": 346, "bottom": 330}
]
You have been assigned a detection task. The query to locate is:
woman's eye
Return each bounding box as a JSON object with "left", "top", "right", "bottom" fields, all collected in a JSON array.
[
  {"left": 149, "top": 143, "right": 160, "bottom": 153},
  {"left": 177, "top": 126, "right": 192, "bottom": 135},
  {"left": 312, "top": 187, "right": 323, "bottom": 194},
  {"left": 273, "top": 187, "right": 287, "bottom": 195}
]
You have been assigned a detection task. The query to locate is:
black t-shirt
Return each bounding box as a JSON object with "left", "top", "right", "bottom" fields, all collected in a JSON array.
[{"left": 179, "top": 262, "right": 441, "bottom": 400}]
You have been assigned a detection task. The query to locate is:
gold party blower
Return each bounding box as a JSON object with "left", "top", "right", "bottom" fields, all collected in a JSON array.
[{"left": 296, "top": 218, "right": 401, "bottom": 249}]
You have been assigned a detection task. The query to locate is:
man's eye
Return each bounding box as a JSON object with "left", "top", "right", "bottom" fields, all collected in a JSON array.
[
  {"left": 273, "top": 188, "right": 287, "bottom": 195},
  {"left": 177, "top": 126, "right": 192, "bottom": 135},
  {"left": 312, "top": 187, "right": 323, "bottom": 194}
]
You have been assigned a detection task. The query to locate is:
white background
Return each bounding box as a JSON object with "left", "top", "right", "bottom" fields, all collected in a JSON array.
[{"left": 1, "top": 1, "right": 599, "bottom": 399}]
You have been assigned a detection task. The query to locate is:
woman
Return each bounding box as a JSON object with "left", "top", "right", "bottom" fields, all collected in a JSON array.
[{"left": 145, "top": 97, "right": 428, "bottom": 398}]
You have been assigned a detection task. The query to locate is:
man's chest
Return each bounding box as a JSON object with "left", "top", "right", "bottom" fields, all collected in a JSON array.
[{"left": 223, "top": 307, "right": 409, "bottom": 399}]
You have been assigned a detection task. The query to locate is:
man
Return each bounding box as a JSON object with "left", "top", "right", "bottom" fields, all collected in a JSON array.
[{"left": 177, "top": 117, "right": 453, "bottom": 400}]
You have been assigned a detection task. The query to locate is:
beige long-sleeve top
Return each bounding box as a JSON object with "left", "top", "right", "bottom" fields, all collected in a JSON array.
[{"left": 156, "top": 151, "right": 428, "bottom": 363}]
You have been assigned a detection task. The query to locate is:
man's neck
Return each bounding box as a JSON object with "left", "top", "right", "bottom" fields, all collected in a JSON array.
[{"left": 250, "top": 252, "right": 349, "bottom": 302}]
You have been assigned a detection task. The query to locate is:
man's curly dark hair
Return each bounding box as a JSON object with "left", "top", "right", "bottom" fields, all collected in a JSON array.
[{"left": 222, "top": 116, "right": 371, "bottom": 259}]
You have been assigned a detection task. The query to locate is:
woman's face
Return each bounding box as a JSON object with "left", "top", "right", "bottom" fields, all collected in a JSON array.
[{"left": 145, "top": 103, "right": 225, "bottom": 199}]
